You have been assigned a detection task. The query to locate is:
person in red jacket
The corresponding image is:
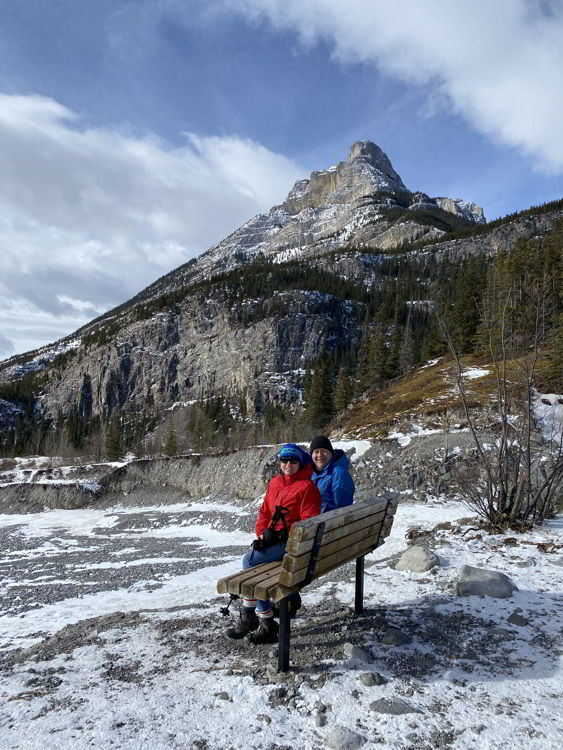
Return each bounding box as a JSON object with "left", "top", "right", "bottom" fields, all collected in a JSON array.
[{"left": 226, "top": 443, "right": 320, "bottom": 644}]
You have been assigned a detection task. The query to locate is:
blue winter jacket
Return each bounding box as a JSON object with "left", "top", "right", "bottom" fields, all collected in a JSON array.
[{"left": 312, "top": 449, "right": 355, "bottom": 513}]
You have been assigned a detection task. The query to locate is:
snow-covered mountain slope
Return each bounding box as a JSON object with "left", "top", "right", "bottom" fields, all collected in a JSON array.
[{"left": 168, "top": 140, "right": 484, "bottom": 286}]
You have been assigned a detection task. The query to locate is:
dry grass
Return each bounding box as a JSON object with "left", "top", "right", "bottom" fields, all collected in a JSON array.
[{"left": 335, "top": 352, "right": 551, "bottom": 439}]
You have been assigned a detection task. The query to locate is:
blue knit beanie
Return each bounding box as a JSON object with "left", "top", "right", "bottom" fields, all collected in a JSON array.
[{"left": 278, "top": 443, "right": 310, "bottom": 466}]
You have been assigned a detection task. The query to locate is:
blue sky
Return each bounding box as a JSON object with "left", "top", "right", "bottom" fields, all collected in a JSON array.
[{"left": 1, "top": 0, "right": 562, "bottom": 359}]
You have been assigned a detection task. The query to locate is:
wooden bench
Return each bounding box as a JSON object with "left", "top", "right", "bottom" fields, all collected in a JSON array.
[{"left": 217, "top": 493, "right": 399, "bottom": 672}]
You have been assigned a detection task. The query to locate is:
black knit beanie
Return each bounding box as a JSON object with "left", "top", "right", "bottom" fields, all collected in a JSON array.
[{"left": 309, "top": 435, "right": 333, "bottom": 453}]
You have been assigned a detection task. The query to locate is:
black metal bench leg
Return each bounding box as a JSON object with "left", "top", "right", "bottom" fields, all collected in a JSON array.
[
  {"left": 278, "top": 598, "right": 290, "bottom": 673},
  {"left": 355, "top": 556, "right": 364, "bottom": 614}
]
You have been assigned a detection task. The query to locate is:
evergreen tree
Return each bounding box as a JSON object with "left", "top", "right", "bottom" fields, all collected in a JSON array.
[
  {"left": 546, "top": 312, "right": 563, "bottom": 389},
  {"left": 164, "top": 417, "right": 178, "bottom": 456},
  {"left": 420, "top": 312, "right": 444, "bottom": 361},
  {"left": 333, "top": 367, "right": 353, "bottom": 413},
  {"left": 384, "top": 309, "right": 403, "bottom": 380},
  {"left": 449, "top": 257, "right": 488, "bottom": 353},
  {"left": 105, "top": 416, "right": 122, "bottom": 460},
  {"left": 475, "top": 235, "right": 560, "bottom": 358},
  {"left": 355, "top": 324, "right": 386, "bottom": 394},
  {"left": 399, "top": 309, "right": 415, "bottom": 375},
  {"left": 65, "top": 406, "right": 85, "bottom": 450},
  {"left": 304, "top": 354, "right": 334, "bottom": 429}
]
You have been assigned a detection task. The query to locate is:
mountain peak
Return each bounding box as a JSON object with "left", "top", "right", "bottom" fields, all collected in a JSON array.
[
  {"left": 348, "top": 139, "right": 387, "bottom": 162},
  {"left": 284, "top": 139, "right": 408, "bottom": 213},
  {"left": 347, "top": 140, "right": 406, "bottom": 190}
]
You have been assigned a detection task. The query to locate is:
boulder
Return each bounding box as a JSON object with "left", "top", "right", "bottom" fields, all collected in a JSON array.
[
  {"left": 369, "top": 697, "right": 422, "bottom": 715},
  {"left": 342, "top": 643, "right": 373, "bottom": 662},
  {"left": 507, "top": 611, "right": 529, "bottom": 626},
  {"left": 359, "top": 672, "right": 386, "bottom": 687},
  {"left": 395, "top": 545, "right": 440, "bottom": 572},
  {"left": 326, "top": 725, "right": 367, "bottom": 750},
  {"left": 380, "top": 627, "right": 411, "bottom": 646},
  {"left": 456, "top": 565, "right": 517, "bottom": 598}
]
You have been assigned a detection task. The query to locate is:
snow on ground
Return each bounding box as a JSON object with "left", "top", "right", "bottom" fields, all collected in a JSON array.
[
  {"left": 387, "top": 424, "right": 469, "bottom": 447},
  {"left": 332, "top": 440, "right": 371, "bottom": 462},
  {"left": 462, "top": 367, "right": 489, "bottom": 380},
  {"left": 534, "top": 392, "right": 563, "bottom": 445},
  {"left": 0, "top": 496, "right": 562, "bottom": 750},
  {"left": 0, "top": 457, "right": 132, "bottom": 488}
]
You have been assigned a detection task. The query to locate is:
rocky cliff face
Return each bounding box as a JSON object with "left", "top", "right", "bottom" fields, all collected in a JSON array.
[{"left": 35, "top": 289, "right": 363, "bottom": 422}]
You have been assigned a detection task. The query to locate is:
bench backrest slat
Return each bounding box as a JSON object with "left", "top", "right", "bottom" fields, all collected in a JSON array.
[
  {"left": 273, "top": 495, "right": 398, "bottom": 591},
  {"left": 261, "top": 537, "right": 385, "bottom": 602},
  {"left": 279, "top": 532, "right": 385, "bottom": 588},
  {"left": 286, "top": 508, "right": 386, "bottom": 556},
  {"left": 282, "top": 512, "right": 387, "bottom": 572},
  {"left": 289, "top": 495, "right": 392, "bottom": 542}
]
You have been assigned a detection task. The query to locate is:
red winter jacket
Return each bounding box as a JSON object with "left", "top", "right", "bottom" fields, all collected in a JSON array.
[{"left": 256, "top": 464, "right": 321, "bottom": 538}]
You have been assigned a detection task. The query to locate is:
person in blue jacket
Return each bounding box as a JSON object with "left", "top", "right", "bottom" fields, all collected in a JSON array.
[{"left": 309, "top": 435, "right": 355, "bottom": 512}]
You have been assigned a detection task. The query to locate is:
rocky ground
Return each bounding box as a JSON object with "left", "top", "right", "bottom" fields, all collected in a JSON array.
[{"left": 0, "top": 493, "right": 562, "bottom": 750}]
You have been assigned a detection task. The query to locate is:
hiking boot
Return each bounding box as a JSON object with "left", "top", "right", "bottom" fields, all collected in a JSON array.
[
  {"left": 272, "top": 593, "right": 302, "bottom": 620},
  {"left": 248, "top": 617, "right": 279, "bottom": 645},
  {"left": 226, "top": 606, "right": 259, "bottom": 639}
]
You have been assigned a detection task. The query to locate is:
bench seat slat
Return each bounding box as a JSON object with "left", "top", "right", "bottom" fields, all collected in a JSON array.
[
  {"left": 250, "top": 568, "right": 289, "bottom": 601},
  {"left": 240, "top": 563, "right": 284, "bottom": 597},
  {"left": 289, "top": 496, "right": 393, "bottom": 542},
  {"left": 216, "top": 561, "right": 281, "bottom": 595}
]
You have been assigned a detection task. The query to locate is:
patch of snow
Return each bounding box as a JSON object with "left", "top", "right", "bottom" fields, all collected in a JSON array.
[
  {"left": 534, "top": 392, "right": 563, "bottom": 445},
  {"left": 332, "top": 440, "right": 372, "bottom": 462},
  {"left": 463, "top": 367, "right": 489, "bottom": 380},
  {"left": 0, "top": 559, "right": 241, "bottom": 648},
  {"left": 133, "top": 525, "right": 250, "bottom": 546},
  {"left": 388, "top": 425, "right": 442, "bottom": 446}
]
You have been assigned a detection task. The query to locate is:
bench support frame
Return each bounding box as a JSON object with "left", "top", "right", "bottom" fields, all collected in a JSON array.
[
  {"left": 303, "top": 522, "right": 326, "bottom": 586},
  {"left": 278, "top": 522, "right": 325, "bottom": 672},
  {"left": 355, "top": 555, "right": 365, "bottom": 614},
  {"left": 278, "top": 598, "right": 290, "bottom": 672}
]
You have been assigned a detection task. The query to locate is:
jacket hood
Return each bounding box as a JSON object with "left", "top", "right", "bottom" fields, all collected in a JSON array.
[{"left": 332, "top": 449, "right": 349, "bottom": 468}]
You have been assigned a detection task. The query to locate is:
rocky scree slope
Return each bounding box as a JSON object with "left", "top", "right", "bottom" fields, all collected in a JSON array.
[{"left": 0, "top": 430, "right": 479, "bottom": 513}]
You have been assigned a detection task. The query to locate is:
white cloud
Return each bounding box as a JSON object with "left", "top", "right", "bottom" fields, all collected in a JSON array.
[
  {"left": 0, "top": 94, "right": 304, "bottom": 358},
  {"left": 0, "top": 333, "right": 14, "bottom": 358},
  {"left": 226, "top": 0, "right": 563, "bottom": 172}
]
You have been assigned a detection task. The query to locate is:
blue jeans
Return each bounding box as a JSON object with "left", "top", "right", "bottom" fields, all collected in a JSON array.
[{"left": 242, "top": 542, "right": 286, "bottom": 614}]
